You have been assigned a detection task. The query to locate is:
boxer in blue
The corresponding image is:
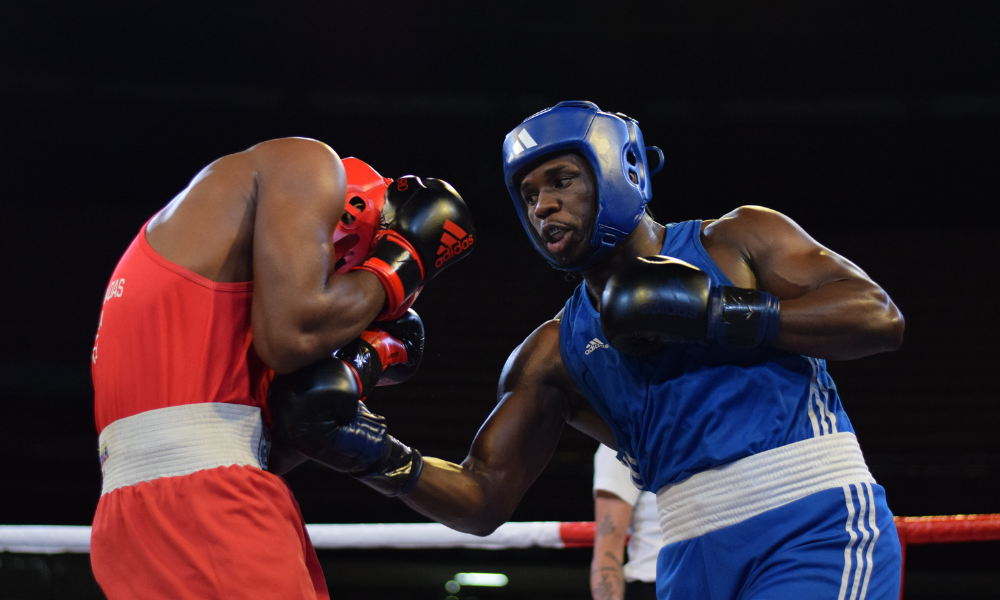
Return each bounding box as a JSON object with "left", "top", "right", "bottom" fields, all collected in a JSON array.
[{"left": 275, "top": 102, "right": 906, "bottom": 599}]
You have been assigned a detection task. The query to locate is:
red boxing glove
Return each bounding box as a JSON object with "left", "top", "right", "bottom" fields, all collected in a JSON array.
[{"left": 334, "top": 309, "right": 425, "bottom": 399}]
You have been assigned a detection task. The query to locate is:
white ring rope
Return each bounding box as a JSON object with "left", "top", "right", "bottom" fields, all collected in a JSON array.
[
  {"left": 3, "top": 516, "right": 997, "bottom": 555},
  {"left": 0, "top": 522, "right": 575, "bottom": 554}
]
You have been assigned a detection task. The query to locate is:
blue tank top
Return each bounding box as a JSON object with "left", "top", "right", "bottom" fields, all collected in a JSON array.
[{"left": 559, "top": 220, "right": 853, "bottom": 492}]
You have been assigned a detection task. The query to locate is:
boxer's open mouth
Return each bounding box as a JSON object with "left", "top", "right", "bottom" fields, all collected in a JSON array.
[{"left": 542, "top": 223, "right": 573, "bottom": 254}]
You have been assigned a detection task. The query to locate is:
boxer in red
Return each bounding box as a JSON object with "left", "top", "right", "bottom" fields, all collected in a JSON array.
[{"left": 90, "top": 138, "right": 474, "bottom": 599}]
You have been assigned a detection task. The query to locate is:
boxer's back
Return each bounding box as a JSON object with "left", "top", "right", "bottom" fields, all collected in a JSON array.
[{"left": 145, "top": 147, "right": 259, "bottom": 284}]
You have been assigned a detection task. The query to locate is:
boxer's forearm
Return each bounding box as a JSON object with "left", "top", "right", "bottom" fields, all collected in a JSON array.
[
  {"left": 400, "top": 457, "right": 516, "bottom": 536},
  {"left": 253, "top": 270, "right": 386, "bottom": 373}
]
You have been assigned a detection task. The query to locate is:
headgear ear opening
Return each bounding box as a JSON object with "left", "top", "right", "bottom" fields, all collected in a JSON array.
[
  {"left": 332, "top": 158, "right": 393, "bottom": 274},
  {"left": 647, "top": 147, "right": 665, "bottom": 176}
]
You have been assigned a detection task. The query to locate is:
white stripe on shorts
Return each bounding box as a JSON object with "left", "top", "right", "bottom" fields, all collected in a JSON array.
[
  {"left": 838, "top": 482, "right": 882, "bottom": 600},
  {"left": 838, "top": 484, "right": 859, "bottom": 600},
  {"left": 851, "top": 482, "right": 871, "bottom": 600},
  {"left": 860, "top": 482, "right": 881, "bottom": 600}
]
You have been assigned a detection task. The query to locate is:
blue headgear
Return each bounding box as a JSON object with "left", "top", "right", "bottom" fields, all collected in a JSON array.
[{"left": 502, "top": 101, "right": 664, "bottom": 271}]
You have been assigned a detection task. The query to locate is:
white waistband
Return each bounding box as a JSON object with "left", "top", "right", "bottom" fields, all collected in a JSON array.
[
  {"left": 98, "top": 403, "right": 270, "bottom": 495},
  {"left": 655, "top": 432, "right": 874, "bottom": 545}
]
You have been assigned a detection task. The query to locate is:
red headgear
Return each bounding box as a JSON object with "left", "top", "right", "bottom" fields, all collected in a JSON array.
[{"left": 333, "top": 157, "right": 394, "bottom": 273}]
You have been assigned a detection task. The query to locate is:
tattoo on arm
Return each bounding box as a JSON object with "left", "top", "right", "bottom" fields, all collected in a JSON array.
[
  {"left": 601, "top": 551, "right": 623, "bottom": 569},
  {"left": 596, "top": 513, "right": 618, "bottom": 537},
  {"left": 593, "top": 570, "right": 625, "bottom": 600}
]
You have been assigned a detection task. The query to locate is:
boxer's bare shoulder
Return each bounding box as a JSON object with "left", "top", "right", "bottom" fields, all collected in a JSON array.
[{"left": 145, "top": 137, "right": 345, "bottom": 284}]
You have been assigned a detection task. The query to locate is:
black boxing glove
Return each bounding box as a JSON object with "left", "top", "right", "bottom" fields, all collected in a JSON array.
[
  {"left": 268, "top": 358, "right": 364, "bottom": 466},
  {"left": 270, "top": 373, "right": 422, "bottom": 495},
  {"left": 600, "top": 256, "right": 780, "bottom": 356},
  {"left": 334, "top": 309, "right": 425, "bottom": 399},
  {"left": 268, "top": 359, "right": 423, "bottom": 495},
  {"left": 353, "top": 177, "right": 476, "bottom": 320},
  {"left": 348, "top": 403, "right": 424, "bottom": 497}
]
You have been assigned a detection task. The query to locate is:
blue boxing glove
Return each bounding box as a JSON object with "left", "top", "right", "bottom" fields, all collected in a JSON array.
[{"left": 600, "top": 256, "right": 780, "bottom": 356}]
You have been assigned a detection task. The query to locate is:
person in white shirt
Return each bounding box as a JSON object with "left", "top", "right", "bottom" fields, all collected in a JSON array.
[{"left": 591, "top": 444, "right": 662, "bottom": 600}]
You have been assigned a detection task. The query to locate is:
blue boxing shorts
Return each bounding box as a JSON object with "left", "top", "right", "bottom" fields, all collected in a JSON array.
[
  {"left": 656, "top": 482, "right": 901, "bottom": 600},
  {"left": 652, "top": 434, "right": 901, "bottom": 600}
]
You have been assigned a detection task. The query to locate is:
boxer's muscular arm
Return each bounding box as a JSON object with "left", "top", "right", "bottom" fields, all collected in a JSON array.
[
  {"left": 703, "top": 206, "right": 904, "bottom": 360},
  {"left": 250, "top": 139, "right": 386, "bottom": 373},
  {"left": 400, "top": 320, "right": 608, "bottom": 535}
]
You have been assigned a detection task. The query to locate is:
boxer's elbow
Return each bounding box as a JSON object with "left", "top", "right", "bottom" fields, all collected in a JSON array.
[
  {"left": 404, "top": 460, "right": 516, "bottom": 537},
  {"left": 878, "top": 307, "right": 905, "bottom": 353},
  {"left": 254, "top": 305, "right": 362, "bottom": 373},
  {"left": 464, "top": 521, "right": 504, "bottom": 537},
  {"left": 254, "top": 327, "right": 322, "bottom": 374},
  {"left": 455, "top": 489, "right": 520, "bottom": 537},
  {"left": 868, "top": 291, "right": 905, "bottom": 354},
  {"left": 440, "top": 508, "right": 510, "bottom": 537}
]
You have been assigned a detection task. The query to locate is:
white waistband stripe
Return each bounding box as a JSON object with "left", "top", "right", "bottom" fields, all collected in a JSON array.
[
  {"left": 99, "top": 403, "right": 269, "bottom": 494},
  {"left": 655, "top": 432, "right": 874, "bottom": 545}
]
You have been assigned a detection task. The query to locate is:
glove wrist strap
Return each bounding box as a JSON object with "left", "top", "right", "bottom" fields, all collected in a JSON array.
[
  {"left": 353, "top": 232, "right": 424, "bottom": 321},
  {"left": 334, "top": 339, "right": 383, "bottom": 399},
  {"left": 354, "top": 438, "right": 423, "bottom": 497},
  {"left": 708, "top": 287, "right": 781, "bottom": 348}
]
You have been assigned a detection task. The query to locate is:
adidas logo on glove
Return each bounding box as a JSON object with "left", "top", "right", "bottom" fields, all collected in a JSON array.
[{"left": 435, "top": 219, "right": 474, "bottom": 269}]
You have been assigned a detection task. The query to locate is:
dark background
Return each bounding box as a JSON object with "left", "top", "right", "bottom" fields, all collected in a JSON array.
[{"left": 1, "top": 1, "right": 998, "bottom": 598}]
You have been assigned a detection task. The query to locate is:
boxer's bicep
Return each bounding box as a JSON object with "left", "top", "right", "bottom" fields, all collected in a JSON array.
[
  {"left": 249, "top": 139, "right": 348, "bottom": 371},
  {"left": 719, "top": 206, "right": 904, "bottom": 359},
  {"left": 466, "top": 377, "right": 569, "bottom": 509},
  {"left": 723, "top": 206, "right": 873, "bottom": 299},
  {"left": 252, "top": 138, "right": 346, "bottom": 297},
  {"left": 467, "top": 322, "right": 571, "bottom": 518}
]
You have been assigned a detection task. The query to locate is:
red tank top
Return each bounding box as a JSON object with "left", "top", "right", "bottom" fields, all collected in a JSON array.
[{"left": 91, "top": 223, "right": 274, "bottom": 432}]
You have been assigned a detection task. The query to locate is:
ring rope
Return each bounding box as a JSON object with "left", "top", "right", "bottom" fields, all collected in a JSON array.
[{"left": 1, "top": 515, "right": 997, "bottom": 555}]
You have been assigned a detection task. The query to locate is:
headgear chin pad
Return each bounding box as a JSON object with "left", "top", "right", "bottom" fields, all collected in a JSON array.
[
  {"left": 333, "top": 157, "right": 394, "bottom": 274},
  {"left": 502, "top": 101, "right": 664, "bottom": 272}
]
